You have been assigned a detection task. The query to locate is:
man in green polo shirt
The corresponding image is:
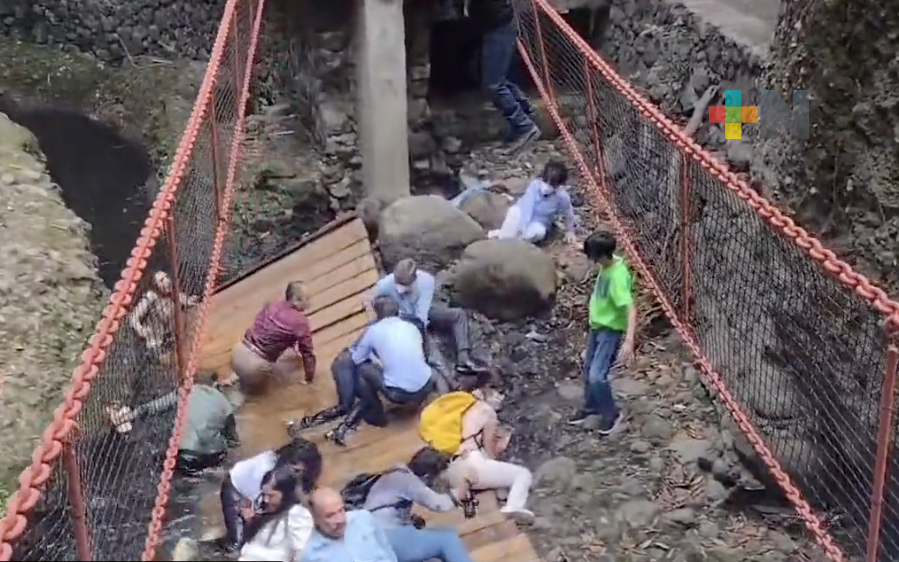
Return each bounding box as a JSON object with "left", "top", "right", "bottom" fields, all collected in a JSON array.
[{"left": 568, "top": 231, "right": 636, "bottom": 434}]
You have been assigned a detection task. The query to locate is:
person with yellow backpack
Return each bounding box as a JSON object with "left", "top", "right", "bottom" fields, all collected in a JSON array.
[{"left": 418, "top": 387, "right": 535, "bottom": 524}]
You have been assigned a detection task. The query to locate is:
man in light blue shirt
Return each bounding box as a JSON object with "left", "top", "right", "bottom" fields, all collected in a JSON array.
[
  {"left": 486, "top": 160, "right": 578, "bottom": 243},
  {"left": 301, "top": 487, "right": 398, "bottom": 562},
  {"left": 326, "top": 296, "right": 434, "bottom": 446},
  {"left": 374, "top": 259, "right": 476, "bottom": 372}
]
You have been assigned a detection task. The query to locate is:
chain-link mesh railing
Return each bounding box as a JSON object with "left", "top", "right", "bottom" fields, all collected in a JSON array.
[
  {"left": 0, "top": 0, "right": 264, "bottom": 559},
  {"left": 514, "top": 1, "right": 899, "bottom": 561}
]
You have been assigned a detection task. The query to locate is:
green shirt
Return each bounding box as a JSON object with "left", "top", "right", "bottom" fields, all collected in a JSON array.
[{"left": 588, "top": 256, "right": 634, "bottom": 332}]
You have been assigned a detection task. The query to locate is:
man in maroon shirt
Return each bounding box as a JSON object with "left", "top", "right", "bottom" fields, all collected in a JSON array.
[{"left": 230, "top": 281, "right": 317, "bottom": 393}]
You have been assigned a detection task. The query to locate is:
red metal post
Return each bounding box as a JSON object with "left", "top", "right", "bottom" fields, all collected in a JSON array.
[
  {"left": 209, "top": 107, "right": 223, "bottom": 221},
  {"left": 165, "top": 217, "right": 186, "bottom": 379},
  {"left": 680, "top": 155, "right": 691, "bottom": 320},
  {"left": 582, "top": 58, "right": 609, "bottom": 190},
  {"left": 531, "top": 0, "right": 554, "bottom": 104},
  {"left": 63, "top": 437, "right": 92, "bottom": 561},
  {"left": 866, "top": 344, "right": 899, "bottom": 562}
]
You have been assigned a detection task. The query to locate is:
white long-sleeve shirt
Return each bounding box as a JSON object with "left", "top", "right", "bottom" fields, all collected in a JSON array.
[{"left": 238, "top": 504, "right": 314, "bottom": 562}]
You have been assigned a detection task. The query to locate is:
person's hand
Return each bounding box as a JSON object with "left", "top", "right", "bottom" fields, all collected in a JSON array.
[
  {"left": 615, "top": 337, "right": 635, "bottom": 367},
  {"left": 564, "top": 232, "right": 578, "bottom": 245},
  {"left": 105, "top": 404, "right": 135, "bottom": 433},
  {"left": 303, "top": 370, "right": 315, "bottom": 385},
  {"left": 240, "top": 503, "right": 256, "bottom": 521}
]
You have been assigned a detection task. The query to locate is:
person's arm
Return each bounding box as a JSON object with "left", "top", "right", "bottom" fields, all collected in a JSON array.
[
  {"left": 413, "top": 273, "right": 435, "bottom": 327},
  {"left": 293, "top": 314, "right": 317, "bottom": 382},
  {"left": 286, "top": 505, "right": 315, "bottom": 560},
  {"left": 515, "top": 180, "right": 540, "bottom": 229},
  {"left": 481, "top": 418, "right": 501, "bottom": 458},
  {"left": 132, "top": 389, "right": 179, "bottom": 419},
  {"left": 364, "top": 512, "right": 399, "bottom": 562},
  {"left": 610, "top": 269, "right": 637, "bottom": 355},
  {"left": 560, "top": 191, "right": 578, "bottom": 236},
  {"left": 129, "top": 294, "right": 153, "bottom": 337},
  {"left": 350, "top": 327, "right": 376, "bottom": 365},
  {"left": 398, "top": 470, "right": 456, "bottom": 513}
]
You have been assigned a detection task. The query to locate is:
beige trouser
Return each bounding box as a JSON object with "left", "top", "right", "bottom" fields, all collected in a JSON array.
[
  {"left": 446, "top": 450, "right": 533, "bottom": 512},
  {"left": 231, "top": 341, "right": 274, "bottom": 391}
]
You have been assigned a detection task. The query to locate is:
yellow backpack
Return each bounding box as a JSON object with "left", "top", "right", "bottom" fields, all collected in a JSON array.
[{"left": 419, "top": 391, "right": 479, "bottom": 455}]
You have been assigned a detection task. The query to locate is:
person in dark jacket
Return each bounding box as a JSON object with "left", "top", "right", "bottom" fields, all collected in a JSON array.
[{"left": 468, "top": 0, "right": 540, "bottom": 152}]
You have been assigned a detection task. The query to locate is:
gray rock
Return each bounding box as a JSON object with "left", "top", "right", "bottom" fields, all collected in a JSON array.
[
  {"left": 667, "top": 437, "right": 714, "bottom": 464},
  {"left": 450, "top": 239, "right": 557, "bottom": 321},
  {"left": 458, "top": 190, "right": 511, "bottom": 231},
  {"left": 614, "top": 498, "right": 661, "bottom": 527},
  {"left": 536, "top": 456, "right": 578, "bottom": 487},
  {"left": 556, "top": 381, "right": 584, "bottom": 402},
  {"left": 640, "top": 414, "right": 675, "bottom": 442},
  {"left": 662, "top": 507, "right": 697, "bottom": 527},
  {"left": 378, "top": 195, "right": 485, "bottom": 271}
]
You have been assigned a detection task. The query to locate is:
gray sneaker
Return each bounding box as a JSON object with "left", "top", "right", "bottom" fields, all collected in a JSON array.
[{"left": 506, "top": 125, "right": 541, "bottom": 155}]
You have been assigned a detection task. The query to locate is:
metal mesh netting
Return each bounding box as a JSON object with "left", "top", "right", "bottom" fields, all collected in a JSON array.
[
  {"left": 515, "top": 1, "right": 899, "bottom": 561},
  {"left": 0, "top": 0, "right": 261, "bottom": 559}
]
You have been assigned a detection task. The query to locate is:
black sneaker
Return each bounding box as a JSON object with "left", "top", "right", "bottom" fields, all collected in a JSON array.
[
  {"left": 597, "top": 412, "right": 624, "bottom": 436},
  {"left": 505, "top": 124, "right": 541, "bottom": 155},
  {"left": 567, "top": 410, "right": 593, "bottom": 426}
]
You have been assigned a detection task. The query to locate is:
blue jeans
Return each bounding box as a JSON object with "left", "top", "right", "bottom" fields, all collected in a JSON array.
[
  {"left": 481, "top": 20, "right": 534, "bottom": 133},
  {"left": 386, "top": 526, "right": 474, "bottom": 562},
  {"left": 583, "top": 328, "right": 622, "bottom": 420}
]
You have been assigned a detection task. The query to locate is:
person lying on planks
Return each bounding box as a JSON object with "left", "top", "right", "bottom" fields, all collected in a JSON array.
[
  {"left": 220, "top": 437, "right": 323, "bottom": 553},
  {"left": 301, "top": 488, "right": 398, "bottom": 562},
  {"left": 129, "top": 270, "right": 200, "bottom": 367},
  {"left": 238, "top": 464, "right": 315, "bottom": 562},
  {"left": 230, "top": 281, "right": 317, "bottom": 394},
  {"left": 326, "top": 295, "right": 436, "bottom": 447},
  {"left": 425, "top": 387, "right": 536, "bottom": 525},
  {"left": 373, "top": 258, "right": 478, "bottom": 374},
  {"left": 362, "top": 447, "right": 477, "bottom": 562},
  {"left": 485, "top": 160, "right": 578, "bottom": 245},
  {"left": 105, "top": 371, "right": 240, "bottom": 476}
]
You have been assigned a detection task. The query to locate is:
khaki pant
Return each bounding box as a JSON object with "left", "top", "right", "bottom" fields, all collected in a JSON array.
[{"left": 231, "top": 341, "right": 273, "bottom": 392}]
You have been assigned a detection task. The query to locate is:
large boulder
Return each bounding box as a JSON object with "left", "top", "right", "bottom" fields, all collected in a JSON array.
[
  {"left": 378, "top": 195, "right": 485, "bottom": 271},
  {"left": 450, "top": 239, "right": 558, "bottom": 321},
  {"left": 458, "top": 190, "right": 511, "bottom": 231}
]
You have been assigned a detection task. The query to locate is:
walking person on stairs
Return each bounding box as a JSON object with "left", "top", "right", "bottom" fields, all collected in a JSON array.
[{"left": 466, "top": 0, "right": 541, "bottom": 153}]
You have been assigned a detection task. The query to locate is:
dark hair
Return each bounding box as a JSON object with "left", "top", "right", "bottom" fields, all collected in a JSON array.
[
  {"left": 285, "top": 281, "right": 305, "bottom": 302},
  {"left": 583, "top": 230, "right": 617, "bottom": 261},
  {"left": 541, "top": 160, "right": 568, "bottom": 187},
  {"left": 407, "top": 447, "right": 451, "bottom": 482},
  {"left": 275, "top": 437, "right": 323, "bottom": 493},
  {"left": 244, "top": 465, "right": 300, "bottom": 544},
  {"left": 372, "top": 294, "right": 400, "bottom": 320}
]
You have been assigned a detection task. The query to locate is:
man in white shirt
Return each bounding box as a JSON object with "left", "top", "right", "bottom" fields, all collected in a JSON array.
[{"left": 326, "top": 296, "right": 434, "bottom": 446}]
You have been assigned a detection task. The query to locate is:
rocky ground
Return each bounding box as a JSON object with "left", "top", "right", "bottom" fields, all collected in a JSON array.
[
  {"left": 451, "top": 139, "right": 829, "bottom": 561},
  {"left": 0, "top": 114, "right": 107, "bottom": 511}
]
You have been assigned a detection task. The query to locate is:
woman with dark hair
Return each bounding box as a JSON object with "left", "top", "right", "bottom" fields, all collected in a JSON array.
[
  {"left": 238, "top": 465, "right": 315, "bottom": 561},
  {"left": 363, "top": 447, "right": 475, "bottom": 562},
  {"left": 486, "top": 159, "right": 577, "bottom": 244},
  {"left": 220, "top": 437, "right": 323, "bottom": 552}
]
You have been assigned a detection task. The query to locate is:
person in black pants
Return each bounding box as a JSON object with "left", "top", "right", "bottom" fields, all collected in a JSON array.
[{"left": 469, "top": 0, "right": 541, "bottom": 152}]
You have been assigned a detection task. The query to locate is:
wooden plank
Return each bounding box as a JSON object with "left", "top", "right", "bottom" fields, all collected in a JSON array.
[
  {"left": 471, "top": 534, "right": 539, "bottom": 562},
  {"left": 463, "top": 520, "right": 521, "bottom": 551}
]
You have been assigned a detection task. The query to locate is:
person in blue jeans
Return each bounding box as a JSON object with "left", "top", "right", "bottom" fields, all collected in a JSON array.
[
  {"left": 568, "top": 231, "right": 636, "bottom": 434},
  {"left": 468, "top": 0, "right": 541, "bottom": 152}
]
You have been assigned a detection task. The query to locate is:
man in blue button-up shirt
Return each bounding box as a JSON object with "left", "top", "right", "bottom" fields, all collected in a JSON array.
[
  {"left": 374, "top": 259, "right": 476, "bottom": 372},
  {"left": 301, "top": 488, "right": 398, "bottom": 562}
]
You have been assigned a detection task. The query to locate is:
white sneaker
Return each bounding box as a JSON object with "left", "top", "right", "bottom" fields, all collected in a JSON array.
[{"left": 500, "top": 506, "right": 535, "bottom": 525}]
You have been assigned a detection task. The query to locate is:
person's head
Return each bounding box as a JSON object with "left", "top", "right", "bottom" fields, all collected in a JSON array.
[
  {"left": 407, "top": 447, "right": 451, "bottom": 484},
  {"left": 393, "top": 259, "right": 418, "bottom": 292},
  {"left": 472, "top": 386, "right": 506, "bottom": 412},
  {"left": 309, "top": 487, "right": 347, "bottom": 538},
  {"left": 540, "top": 160, "right": 569, "bottom": 190},
  {"left": 274, "top": 438, "right": 323, "bottom": 494},
  {"left": 285, "top": 281, "right": 309, "bottom": 310},
  {"left": 583, "top": 231, "right": 617, "bottom": 266},
  {"left": 258, "top": 465, "right": 300, "bottom": 514},
  {"left": 154, "top": 271, "right": 173, "bottom": 295},
  {"left": 371, "top": 294, "right": 400, "bottom": 321}
]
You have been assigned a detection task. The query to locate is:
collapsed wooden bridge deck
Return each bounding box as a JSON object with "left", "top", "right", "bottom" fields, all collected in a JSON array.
[{"left": 197, "top": 217, "right": 542, "bottom": 562}]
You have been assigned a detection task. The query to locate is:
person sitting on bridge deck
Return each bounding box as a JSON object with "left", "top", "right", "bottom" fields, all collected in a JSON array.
[
  {"left": 301, "top": 488, "right": 398, "bottom": 562},
  {"left": 105, "top": 371, "right": 239, "bottom": 475},
  {"left": 231, "top": 281, "right": 317, "bottom": 393},
  {"left": 221, "top": 437, "right": 323, "bottom": 553},
  {"left": 238, "top": 464, "right": 315, "bottom": 562},
  {"left": 129, "top": 270, "right": 200, "bottom": 366},
  {"left": 326, "top": 296, "right": 435, "bottom": 446},
  {"left": 374, "top": 258, "right": 476, "bottom": 373},
  {"left": 486, "top": 160, "right": 577, "bottom": 244},
  {"left": 364, "top": 447, "right": 476, "bottom": 562}
]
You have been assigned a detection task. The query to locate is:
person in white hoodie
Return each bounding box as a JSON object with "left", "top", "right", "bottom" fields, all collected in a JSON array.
[{"left": 239, "top": 465, "right": 315, "bottom": 561}]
